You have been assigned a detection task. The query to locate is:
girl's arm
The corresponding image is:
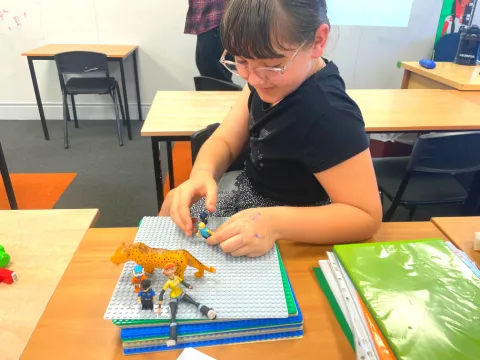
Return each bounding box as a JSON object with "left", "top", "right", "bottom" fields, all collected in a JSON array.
[
  {"left": 270, "top": 149, "right": 382, "bottom": 244},
  {"left": 190, "top": 85, "right": 251, "bottom": 182}
]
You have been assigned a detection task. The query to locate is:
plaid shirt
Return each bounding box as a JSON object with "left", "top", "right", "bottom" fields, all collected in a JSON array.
[{"left": 184, "top": 0, "right": 227, "bottom": 35}]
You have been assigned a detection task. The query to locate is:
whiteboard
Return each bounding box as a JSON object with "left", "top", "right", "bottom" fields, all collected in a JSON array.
[{"left": 0, "top": 0, "right": 444, "bottom": 120}]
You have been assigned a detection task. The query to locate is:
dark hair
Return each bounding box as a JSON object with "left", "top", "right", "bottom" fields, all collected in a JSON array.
[
  {"left": 141, "top": 279, "right": 151, "bottom": 290},
  {"left": 221, "top": 0, "right": 330, "bottom": 59}
]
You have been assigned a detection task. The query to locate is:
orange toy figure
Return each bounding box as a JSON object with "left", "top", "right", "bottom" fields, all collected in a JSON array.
[
  {"left": 131, "top": 265, "right": 147, "bottom": 293},
  {"left": 110, "top": 242, "right": 216, "bottom": 279}
]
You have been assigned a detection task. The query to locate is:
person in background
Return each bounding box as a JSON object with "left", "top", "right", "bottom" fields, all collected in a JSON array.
[{"left": 184, "top": 0, "right": 233, "bottom": 82}]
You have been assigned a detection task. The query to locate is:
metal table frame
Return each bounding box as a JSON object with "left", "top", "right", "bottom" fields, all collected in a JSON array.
[
  {"left": 0, "top": 142, "right": 18, "bottom": 210},
  {"left": 25, "top": 48, "right": 143, "bottom": 141}
]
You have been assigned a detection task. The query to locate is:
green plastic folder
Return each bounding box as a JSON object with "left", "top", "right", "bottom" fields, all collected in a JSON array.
[{"left": 334, "top": 239, "right": 480, "bottom": 360}]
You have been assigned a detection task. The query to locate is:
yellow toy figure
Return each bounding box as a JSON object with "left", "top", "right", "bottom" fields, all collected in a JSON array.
[
  {"left": 110, "top": 242, "right": 216, "bottom": 279},
  {"left": 158, "top": 263, "right": 216, "bottom": 347},
  {"left": 196, "top": 222, "right": 213, "bottom": 239},
  {"left": 131, "top": 265, "right": 147, "bottom": 293}
]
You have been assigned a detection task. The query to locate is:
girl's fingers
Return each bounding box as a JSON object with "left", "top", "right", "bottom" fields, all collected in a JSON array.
[
  {"left": 178, "top": 188, "right": 194, "bottom": 235},
  {"left": 219, "top": 234, "right": 244, "bottom": 253},
  {"left": 204, "top": 179, "right": 218, "bottom": 213},
  {"left": 207, "top": 220, "right": 240, "bottom": 245},
  {"left": 230, "top": 245, "right": 253, "bottom": 257}
]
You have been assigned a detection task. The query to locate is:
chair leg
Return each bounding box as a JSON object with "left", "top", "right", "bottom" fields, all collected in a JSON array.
[
  {"left": 382, "top": 174, "right": 411, "bottom": 222},
  {"left": 112, "top": 90, "right": 124, "bottom": 147},
  {"left": 408, "top": 207, "right": 416, "bottom": 221},
  {"left": 116, "top": 82, "right": 126, "bottom": 127},
  {"left": 71, "top": 94, "right": 79, "bottom": 128},
  {"left": 63, "top": 93, "right": 69, "bottom": 149}
]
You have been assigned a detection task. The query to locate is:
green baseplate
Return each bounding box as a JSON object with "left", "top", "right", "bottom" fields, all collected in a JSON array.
[{"left": 112, "top": 245, "right": 296, "bottom": 327}]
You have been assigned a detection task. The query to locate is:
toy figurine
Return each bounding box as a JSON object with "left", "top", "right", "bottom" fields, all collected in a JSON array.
[
  {"left": 131, "top": 265, "right": 147, "bottom": 293},
  {"left": 199, "top": 211, "right": 209, "bottom": 225},
  {"left": 196, "top": 222, "right": 213, "bottom": 239},
  {"left": 158, "top": 263, "right": 216, "bottom": 346},
  {"left": 137, "top": 279, "right": 156, "bottom": 310},
  {"left": 0, "top": 244, "right": 11, "bottom": 268},
  {"left": 111, "top": 242, "right": 216, "bottom": 279}
]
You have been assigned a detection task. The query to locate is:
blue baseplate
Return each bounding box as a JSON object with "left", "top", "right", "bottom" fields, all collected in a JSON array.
[{"left": 123, "top": 330, "right": 304, "bottom": 355}]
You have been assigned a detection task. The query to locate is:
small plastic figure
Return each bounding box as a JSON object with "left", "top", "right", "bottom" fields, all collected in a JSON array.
[
  {"left": 0, "top": 244, "right": 11, "bottom": 268},
  {"left": 196, "top": 222, "right": 213, "bottom": 239},
  {"left": 158, "top": 263, "right": 216, "bottom": 346},
  {"left": 199, "top": 211, "right": 209, "bottom": 225},
  {"left": 131, "top": 265, "right": 147, "bottom": 293},
  {"left": 137, "top": 279, "right": 155, "bottom": 310},
  {"left": 111, "top": 242, "right": 216, "bottom": 278}
]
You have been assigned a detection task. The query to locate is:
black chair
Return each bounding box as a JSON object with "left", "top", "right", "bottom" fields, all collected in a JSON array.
[
  {"left": 374, "top": 132, "right": 480, "bottom": 221},
  {"left": 194, "top": 76, "right": 243, "bottom": 91},
  {"left": 433, "top": 33, "right": 461, "bottom": 62},
  {"left": 0, "top": 142, "right": 18, "bottom": 210},
  {"left": 191, "top": 123, "right": 249, "bottom": 172},
  {"left": 54, "top": 51, "right": 126, "bottom": 149}
]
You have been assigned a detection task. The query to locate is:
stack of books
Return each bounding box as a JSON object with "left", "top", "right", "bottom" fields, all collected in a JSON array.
[
  {"left": 104, "top": 217, "right": 303, "bottom": 355},
  {"left": 315, "top": 239, "right": 480, "bottom": 360}
]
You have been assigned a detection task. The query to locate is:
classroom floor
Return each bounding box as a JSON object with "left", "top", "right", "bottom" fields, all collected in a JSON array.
[{"left": 0, "top": 120, "right": 466, "bottom": 227}]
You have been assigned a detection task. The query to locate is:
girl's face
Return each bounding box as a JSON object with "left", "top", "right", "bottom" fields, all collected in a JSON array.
[{"left": 234, "top": 25, "right": 329, "bottom": 104}]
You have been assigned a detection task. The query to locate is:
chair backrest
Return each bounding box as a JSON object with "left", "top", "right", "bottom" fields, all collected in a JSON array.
[
  {"left": 54, "top": 51, "right": 110, "bottom": 91},
  {"left": 191, "top": 123, "right": 250, "bottom": 172},
  {"left": 194, "top": 76, "right": 243, "bottom": 91},
  {"left": 407, "top": 132, "right": 480, "bottom": 174},
  {"left": 433, "top": 33, "right": 461, "bottom": 62}
]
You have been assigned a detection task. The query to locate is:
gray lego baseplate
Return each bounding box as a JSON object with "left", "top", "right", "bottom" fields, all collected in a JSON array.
[{"left": 104, "top": 216, "right": 287, "bottom": 320}]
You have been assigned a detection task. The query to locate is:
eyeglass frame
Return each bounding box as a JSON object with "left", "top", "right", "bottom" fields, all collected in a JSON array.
[{"left": 219, "top": 40, "right": 308, "bottom": 80}]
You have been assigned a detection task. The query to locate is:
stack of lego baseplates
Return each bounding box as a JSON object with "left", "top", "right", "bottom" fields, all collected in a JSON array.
[{"left": 104, "top": 217, "right": 303, "bottom": 355}]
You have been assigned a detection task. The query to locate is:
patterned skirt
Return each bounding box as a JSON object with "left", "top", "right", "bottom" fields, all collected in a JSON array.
[{"left": 190, "top": 170, "right": 330, "bottom": 218}]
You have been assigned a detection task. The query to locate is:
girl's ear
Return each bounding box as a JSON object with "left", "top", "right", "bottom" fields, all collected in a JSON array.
[{"left": 311, "top": 24, "right": 330, "bottom": 58}]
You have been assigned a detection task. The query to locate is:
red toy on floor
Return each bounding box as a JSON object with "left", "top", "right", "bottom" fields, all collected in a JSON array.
[{"left": 0, "top": 268, "right": 17, "bottom": 285}]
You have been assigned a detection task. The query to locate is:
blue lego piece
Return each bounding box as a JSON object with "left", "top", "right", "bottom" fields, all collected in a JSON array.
[
  {"left": 133, "top": 265, "right": 143, "bottom": 275},
  {"left": 199, "top": 211, "right": 209, "bottom": 224},
  {"left": 123, "top": 330, "right": 304, "bottom": 354}
]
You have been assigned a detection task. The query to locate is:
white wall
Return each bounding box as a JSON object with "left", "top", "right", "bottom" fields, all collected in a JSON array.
[{"left": 0, "top": 0, "right": 442, "bottom": 120}]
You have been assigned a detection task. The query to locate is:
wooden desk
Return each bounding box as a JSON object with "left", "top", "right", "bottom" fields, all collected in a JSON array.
[
  {"left": 21, "top": 44, "right": 142, "bottom": 141},
  {"left": 399, "top": 61, "right": 480, "bottom": 91},
  {"left": 21, "top": 222, "right": 444, "bottom": 360},
  {"left": 431, "top": 217, "right": 480, "bottom": 266},
  {"left": 141, "top": 90, "right": 480, "bottom": 209},
  {"left": 0, "top": 209, "right": 99, "bottom": 360}
]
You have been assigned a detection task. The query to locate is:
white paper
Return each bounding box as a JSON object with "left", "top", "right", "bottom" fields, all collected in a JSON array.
[{"left": 177, "top": 348, "right": 216, "bottom": 360}]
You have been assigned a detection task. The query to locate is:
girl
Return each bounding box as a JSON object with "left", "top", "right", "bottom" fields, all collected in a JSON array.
[{"left": 160, "top": 0, "right": 382, "bottom": 257}]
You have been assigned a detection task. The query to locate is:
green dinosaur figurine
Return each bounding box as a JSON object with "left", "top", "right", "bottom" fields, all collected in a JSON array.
[{"left": 0, "top": 244, "right": 11, "bottom": 268}]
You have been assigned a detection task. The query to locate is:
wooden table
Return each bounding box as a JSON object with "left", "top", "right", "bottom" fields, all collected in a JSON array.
[
  {"left": 431, "top": 217, "right": 480, "bottom": 265},
  {"left": 399, "top": 61, "right": 480, "bottom": 91},
  {"left": 21, "top": 44, "right": 142, "bottom": 141},
  {"left": 0, "top": 209, "right": 99, "bottom": 360},
  {"left": 21, "top": 222, "right": 445, "bottom": 360},
  {"left": 141, "top": 90, "right": 480, "bottom": 209}
]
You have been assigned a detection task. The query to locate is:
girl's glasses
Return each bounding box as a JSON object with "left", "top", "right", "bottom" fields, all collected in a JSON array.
[{"left": 219, "top": 41, "right": 307, "bottom": 84}]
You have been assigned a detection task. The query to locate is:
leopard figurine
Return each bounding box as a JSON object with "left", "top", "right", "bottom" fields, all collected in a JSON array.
[{"left": 110, "top": 242, "right": 216, "bottom": 278}]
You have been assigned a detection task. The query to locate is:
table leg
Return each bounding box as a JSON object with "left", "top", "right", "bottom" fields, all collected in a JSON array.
[
  {"left": 0, "top": 142, "right": 18, "bottom": 210},
  {"left": 27, "top": 57, "right": 49, "bottom": 140},
  {"left": 132, "top": 50, "right": 143, "bottom": 121},
  {"left": 151, "top": 137, "right": 165, "bottom": 211},
  {"left": 401, "top": 70, "right": 411, "bottom": 89},
  {"left": 166, "top": 140, "right": 174, "bottom": 189},
  {"left": 465, "top": 171, "right": 480, "bottom": 215},
  {"left": 119, "top": 60, "right": 133, "bottom": 140}
]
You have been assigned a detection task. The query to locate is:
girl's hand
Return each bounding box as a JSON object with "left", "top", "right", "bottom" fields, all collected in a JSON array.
[
  {"left": 169, "top": 170, "right": 217, "bottom": 236},
  {"left": 206, "top": 208, "right": 277, "bottom": 257}
]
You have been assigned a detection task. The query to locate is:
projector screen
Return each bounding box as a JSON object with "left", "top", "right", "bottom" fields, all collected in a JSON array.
[{"left": 327, "top": 0, "right": 414, "bottom": 27}]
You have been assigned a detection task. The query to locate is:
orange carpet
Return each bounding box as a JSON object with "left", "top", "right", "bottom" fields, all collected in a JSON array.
[
  {"left": 163, "top": 143, "right": 193, "bottom": 197},
  {"left": 0, "top": 173, "right": 76, "bottom": 210}
]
